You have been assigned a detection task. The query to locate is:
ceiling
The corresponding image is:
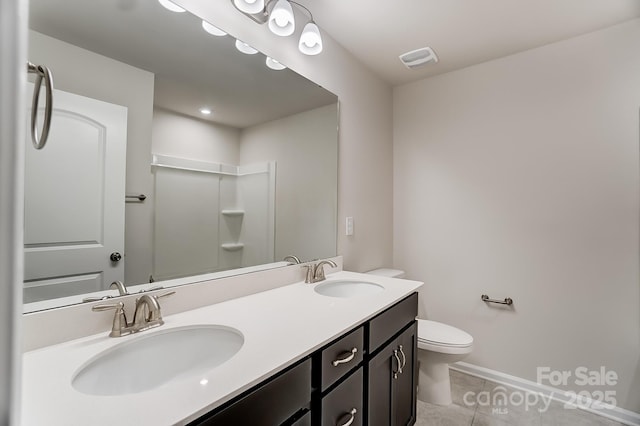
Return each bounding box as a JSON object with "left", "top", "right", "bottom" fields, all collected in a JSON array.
[
  {"left": 28, "top": 0, "right": 640, "bottom": 123},
  {"left": 307, "top": 0, "right": 640, "bottom": 86},
  {"left": 28, "top": 0, "right": 337, "bottom": 128}
]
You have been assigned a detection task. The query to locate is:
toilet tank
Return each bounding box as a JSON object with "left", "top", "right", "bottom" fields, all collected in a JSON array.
[{"left": 366, "top": 268, "right": 405, "bottom": 279}]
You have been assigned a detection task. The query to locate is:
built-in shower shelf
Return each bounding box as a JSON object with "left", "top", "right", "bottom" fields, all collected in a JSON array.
[
  {"left": 221, "top": 210, "right": 245, "bottom": 217},
  {"left": 221, "top": 243, "right": 244, "bottom": 252}
]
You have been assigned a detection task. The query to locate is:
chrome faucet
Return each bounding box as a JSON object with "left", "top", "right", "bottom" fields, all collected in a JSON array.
[
  {"left": 82, "top": 280, "right": 130, "bottom": 303},
  {"left": 303, "top": 260, "right": 337, "bottom": 283},
  {"left": 132, "top": 294, "right": 163, "bottom": 331},
  {"left": 283, "top": 255, "right": 301, "bottom": 264},
  {"left": 92, "top": 291, "right": 175, "bottom": 337},
  {"left": 110, "top": 280, "right": 129, "bottom": 296}
]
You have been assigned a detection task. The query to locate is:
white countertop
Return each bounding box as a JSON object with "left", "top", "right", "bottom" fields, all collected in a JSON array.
[{"left": 21, "top": 271, "right": 422, "bottom": 426}]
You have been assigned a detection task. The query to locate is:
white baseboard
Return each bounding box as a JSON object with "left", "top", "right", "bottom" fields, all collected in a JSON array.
[{"left": 451, "top": 362, "right": 640, "bottom": 426}]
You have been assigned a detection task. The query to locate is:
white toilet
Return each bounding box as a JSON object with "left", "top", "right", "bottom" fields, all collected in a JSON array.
[{"left": 367, "top": 268, "right": 474, "bottom": 406}]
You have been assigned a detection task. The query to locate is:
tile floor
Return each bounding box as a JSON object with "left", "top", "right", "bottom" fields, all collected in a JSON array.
[{"left": 415, "top": 369, "right": 627, "bottom": 426}]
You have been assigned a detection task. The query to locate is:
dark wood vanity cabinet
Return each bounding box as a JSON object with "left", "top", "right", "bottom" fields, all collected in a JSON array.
[
  {"left": 188, "top": 359, "right": 312, "bottom": 426},
  {"left": 315, "top": 292, "right": 418, "bottom": 426},
  {"left": 320, "top": 367, "right": 364, "bottom": 426},
  {"left": 367, "top": 323, "right": 418, "bottom": 426},
  {"left": 188, "top": 292, "right": 418, "bottom": 426},
  {"left": 366, "top": 293, "right": 418, "bottom": 426}
]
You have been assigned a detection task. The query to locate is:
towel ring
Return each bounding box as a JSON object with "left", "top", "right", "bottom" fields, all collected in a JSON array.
[{"left": 27, "top": 62, "right": 54, "bottom": 150}]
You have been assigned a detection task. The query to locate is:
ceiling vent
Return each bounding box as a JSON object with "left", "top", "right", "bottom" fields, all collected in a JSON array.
[{"left": 399, "top": 47, "right": 438, "bottom": 69}]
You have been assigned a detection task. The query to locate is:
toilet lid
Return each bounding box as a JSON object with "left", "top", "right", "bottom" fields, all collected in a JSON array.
[{"left": 417, "top": 319, "right": 473, "bottom": 347}]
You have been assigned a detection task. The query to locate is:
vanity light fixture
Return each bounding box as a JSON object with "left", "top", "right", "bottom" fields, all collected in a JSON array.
[
  {"left": 231, "top": 0, "right": 324, "bottom": 56},
  {"left": 268, "top": 0, "right": 295, "bottom": 36},
  {"left": 233, "top": 0, "right": 265, "bottom": 14},
  {"left": 235, "top": 39, "right": 259, "bottom": 54},
  {"left": 157, "top": 0, "right": 185, "bottom": 13},
  {"left": 298, "top": 21, "right": 322, "bottom": 55},
  {"left": 202, "top": 20, "right": 227, "bottom": 37},
  {"left": 265, "top": 57, "right": 286, "bottom": 70}
]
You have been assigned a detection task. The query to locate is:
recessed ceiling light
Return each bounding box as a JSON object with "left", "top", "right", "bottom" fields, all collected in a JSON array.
[
  {"left": 202, "top": 20, "right": 227, "bottom": 37},
  {"left": 157, "top": 0, "right": 185, "bottom": 13},
  {"left": 199, "top": 107, "right": 212, "bottom": 115},
  {"left": 266, "top": 57, "right": 286, "bottom": 70},
  {"left": 235, "top": 39, "right": 258, "bottom": 55}
]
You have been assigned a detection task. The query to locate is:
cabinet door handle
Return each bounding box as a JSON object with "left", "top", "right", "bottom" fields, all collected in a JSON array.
[
  {"left": 332, "top": 347, "right": 357, "bottom": 367},
  {"left": 393, "top": 349, "right": 402, "bottom": 379},
  {"left": 398, "top": 344, "right": 407, "bottom": 371},
  {"left": 336, "top": 408, "right": 357, "bottom": 426}
]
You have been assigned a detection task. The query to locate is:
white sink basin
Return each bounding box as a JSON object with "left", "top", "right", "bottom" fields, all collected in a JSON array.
[
  {"left": 314, "top": 280, "right": 384, "bottom": 298},
  {"left": 72, "top": 325, "right": 244, "bottom": 396}
]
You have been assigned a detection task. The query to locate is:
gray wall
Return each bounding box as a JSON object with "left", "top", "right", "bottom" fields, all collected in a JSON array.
[
  {"left": 240, "top": 103, "right": 339, "bottom": 263},
  {"left": 179, "top": 0, "right": 394, "bottom": 273},
  {"left": 394, "top": 19, "right": 640, "bottom": 411}
]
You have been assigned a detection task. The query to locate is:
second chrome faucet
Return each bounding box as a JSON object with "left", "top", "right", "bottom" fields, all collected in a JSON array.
[
  {"left": 303, "top": 260, "right": 337, "bottom": 284},
  {"left": 92, "top": 291, "right": 175, "bottom": 337}
]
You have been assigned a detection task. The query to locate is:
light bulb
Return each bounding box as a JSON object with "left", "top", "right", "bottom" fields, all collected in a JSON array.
[
  {"left": 157, "top": 0, "right": 185, "bottom": 12},
  {"left": 266, "top": 57, "right": 286, "bottom": 70},
  {"left": 202, "top": 21, "right": 226, "bottom": 37},
  {"left": 233, "top": 0, "right": 264, "bottom": 14},
  {"left": 235, "top": 39, "right": 258, "bottom": 55},
  {"left": 298, "top": 22, "right": 323, "bottom": 55},
  {"left": 268, "top": 0, "right": 295, "bottom": 37}
]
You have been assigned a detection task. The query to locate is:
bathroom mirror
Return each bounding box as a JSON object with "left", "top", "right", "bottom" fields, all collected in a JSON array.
[{"left": 24, "top": 0, "right": 338, "bottom": 312}]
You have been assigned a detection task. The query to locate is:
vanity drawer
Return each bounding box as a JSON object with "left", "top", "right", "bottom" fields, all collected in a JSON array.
[
  {"left": 291, "top": 410, "right": 311, "bottom": 426},
  {"left": 321, "top": 367, "right": 363, "bottom": 426},
  {"left": 319, "top": 326, "right": 364, "bottom": 391},
  {"left": 368, "top": 292, "right": 417, "bottom": 353},
  {"left": 191, "top": 358, "right": 311, "bottom": 425}
]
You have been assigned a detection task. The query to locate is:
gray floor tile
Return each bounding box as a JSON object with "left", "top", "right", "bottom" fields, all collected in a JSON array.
[
  {"left": 472, "top": 411, "right": 541, "bottom": 426},
  {"left": 474, "top": 380, "right": 544, "bottom": 425},
  {"left": 451, "top": 369, "right": 486, "bottom": 410},
  {"left": 541, "top": 401, "right": 625, "bottom": 426},
  {"left": 416, "top": 399, "right": 475, "bottom": 426},
  {"left": 415, "top": 371, "right": 623, "bottom": 426}
]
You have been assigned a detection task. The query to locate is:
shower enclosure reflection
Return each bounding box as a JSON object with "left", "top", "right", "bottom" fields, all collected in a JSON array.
[{"left": 24, "top": 0, "right": 338, "bottom": 311}]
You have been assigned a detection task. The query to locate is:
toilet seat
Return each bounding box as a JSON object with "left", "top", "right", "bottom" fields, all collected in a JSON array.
[{"left": 417, "top": 320, "right": 473, "bottom": 354}]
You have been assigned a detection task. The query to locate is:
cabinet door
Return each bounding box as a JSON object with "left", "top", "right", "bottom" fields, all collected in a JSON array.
[
  {"left": 367, "top": 323, "right": 417, "bottom": 426},
  {"left": 393, "top": 323, "right": 417, "bottom": 426},
  {"left": 321, "top": 368, "right": 363, "bottom": 426}
]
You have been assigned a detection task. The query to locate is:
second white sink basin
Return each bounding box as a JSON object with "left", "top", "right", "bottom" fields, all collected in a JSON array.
[
  {"left": 314, "top": 280, "right": 384, "bottom": 298},
  {"left": 72, "top": 325, "right": 244, "bottom": 396}
]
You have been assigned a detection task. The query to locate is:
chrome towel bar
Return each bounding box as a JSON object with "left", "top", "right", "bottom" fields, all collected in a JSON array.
[
  {"left": 27, "top": 61, "right": 54, "bottom": 150},
  {"left": 481, "top": 294, "right": 513, "bottom": 305},
  {"left": 125, "top": 194, "right": 147, "bottom": 202}
]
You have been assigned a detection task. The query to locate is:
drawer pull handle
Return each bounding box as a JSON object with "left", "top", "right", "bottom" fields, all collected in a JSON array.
[
  {"left": 398, "top": 344, "right": 407, "bottom": 370},
  {"left": 336, "top": 408, "right": 357, "bottom": 426},
  {"left": 393, "top": 349, "right": 402, "bottom": 379},
  {"left": 332, "top": 348, "right": 357, "bottom": 367}
]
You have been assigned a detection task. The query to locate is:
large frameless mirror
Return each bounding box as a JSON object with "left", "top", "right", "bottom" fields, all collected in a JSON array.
[{"left": 24, "top": 0, "right": 338, "bottom": 312}]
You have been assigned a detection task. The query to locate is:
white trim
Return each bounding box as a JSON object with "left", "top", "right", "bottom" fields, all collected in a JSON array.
[
  {"left": 0, "top": 0, "right": 26, "bottom": 424},
  {"left": 152, "top": 154, "right": 273, "bottom": 176},
  {"left": 266, "top": 160, "right": 276, "bottom": 262},
  {"left": 451, "top": 362, "right": 640, "bottom": 426}
]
